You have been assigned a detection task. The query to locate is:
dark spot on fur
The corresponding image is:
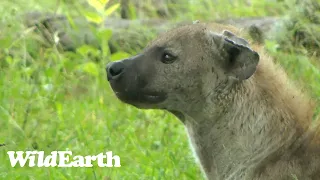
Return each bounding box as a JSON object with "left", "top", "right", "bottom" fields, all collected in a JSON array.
[{"left": 174, "top": 86, "right": 180, "bottom": 90}]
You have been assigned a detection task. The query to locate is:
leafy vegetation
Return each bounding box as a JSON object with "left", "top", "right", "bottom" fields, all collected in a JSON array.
[
  {"left": 0, "top": 0, "right": 320, "bottom": 179},
  {"left": 272, "top": 0, "right": 320, "bottom": 56}
]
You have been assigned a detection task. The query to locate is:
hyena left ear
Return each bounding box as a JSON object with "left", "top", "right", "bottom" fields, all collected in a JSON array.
[{"left": 210, "top": 30, "right": 260, "bottom": 80}]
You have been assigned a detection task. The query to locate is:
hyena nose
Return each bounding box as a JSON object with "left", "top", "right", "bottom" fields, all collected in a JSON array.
[{"left": 106, "top": 61, "right": 125, "bottom": 81}]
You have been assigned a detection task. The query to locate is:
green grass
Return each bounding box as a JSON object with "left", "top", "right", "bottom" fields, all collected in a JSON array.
[{"left": 1, "top": 0, "right": 320, "bottom": 180}]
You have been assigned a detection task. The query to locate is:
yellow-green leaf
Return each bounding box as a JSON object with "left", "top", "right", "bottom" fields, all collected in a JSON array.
[
  {"left": 76, "top": 45, "right": 100, "bottom": 57},
  {"left": 110, "top": 52, "right": 131, "bottom": 61},
  {"left": 5, "top": 56, "right": 13, "bottom": 65},
  {"left": 87, "top": 0, "right": 109, "bottom": 12},
  {"left": 76, "top": 62, "right": 99, "bottom": 77},
  {"left": 104, "top": 3, "right": 120, "bottom": 16},
  {"left": 56, "top": 102, "right": 63, "bottom": 121},
  {"left": 97, "top": 29, "right": 113, "bottom": 41},
  {"left": 84, "top": 11, "right": 103, "bottom": 24}
]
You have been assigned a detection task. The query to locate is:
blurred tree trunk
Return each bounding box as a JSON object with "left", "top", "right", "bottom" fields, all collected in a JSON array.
[
  {"left": 23, "top": 12, "right": 277, "bottom": 53},
  {"left": 119, "top": 0, "right": 170, "bottom": 19},
  {"left": 120, "top": 0, "right": 130, "bottom": 19}
]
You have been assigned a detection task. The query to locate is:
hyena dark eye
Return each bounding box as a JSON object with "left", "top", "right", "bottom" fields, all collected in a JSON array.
[{"left": 161, "top": 52, "right": 177, "bottom": 64}]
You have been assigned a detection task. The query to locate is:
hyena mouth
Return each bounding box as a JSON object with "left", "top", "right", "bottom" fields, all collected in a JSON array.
[{"left": 114, "top": 91, "right": 167, "bottom": 105}]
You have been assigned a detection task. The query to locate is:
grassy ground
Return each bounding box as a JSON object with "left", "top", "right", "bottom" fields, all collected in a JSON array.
[{"left": 1, "top": 0, "right": 320, "bottom": 180}]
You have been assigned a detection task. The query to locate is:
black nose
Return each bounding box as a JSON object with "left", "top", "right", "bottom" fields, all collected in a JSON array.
[{"left": 106, "top": 61, "right": 125, "bottom": 81}]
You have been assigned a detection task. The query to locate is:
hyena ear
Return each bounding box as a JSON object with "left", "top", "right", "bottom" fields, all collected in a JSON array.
[
  {"left": 222, "top": 30, "right": 249, "bottom": 47},
  {"left": 211, "top": 31, "right": 260, "bottom": 80}
]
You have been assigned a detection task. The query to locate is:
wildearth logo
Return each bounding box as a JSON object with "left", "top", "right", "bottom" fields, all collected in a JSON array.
[{"left": 7, "top": 151, "right": 121, "bottom": 167}]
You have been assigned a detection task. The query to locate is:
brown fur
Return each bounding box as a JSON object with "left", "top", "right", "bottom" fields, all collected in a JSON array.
[{"left": 106, "top": 23, "right": 320, "bottom": 180}]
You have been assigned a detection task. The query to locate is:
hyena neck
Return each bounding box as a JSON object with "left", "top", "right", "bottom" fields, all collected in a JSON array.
[{"left": 184, "top": 79, "right": 303, "bottom": 179}]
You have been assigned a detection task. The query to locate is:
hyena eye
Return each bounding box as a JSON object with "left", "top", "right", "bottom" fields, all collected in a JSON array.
[{"left": 161, "top": 52, "right": 177, "bottom": 64}]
